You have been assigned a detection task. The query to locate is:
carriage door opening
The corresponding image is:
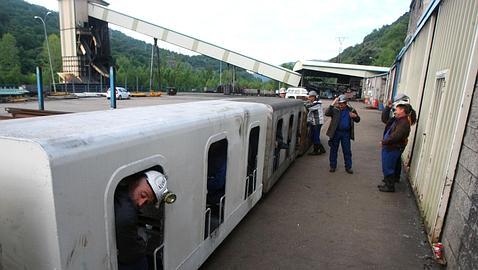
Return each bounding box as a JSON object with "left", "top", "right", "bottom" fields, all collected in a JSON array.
[
  {"left": 287, "top": 114, "right": 294, "bottom": 157},
  {"left": 204, "top": 139, "right": 228, "bottom": 239},
  {"left": 113, "top": 166, "right": 165, "bottom": 270},
  {"left": 245, "top": 127, "right": 260, "bottom": 199},
  {"left": 296, "top": 112, "right": 302, "bottom": 148},
  {"left": 273, "top": 118, "right": 284, "bottom": 172}
]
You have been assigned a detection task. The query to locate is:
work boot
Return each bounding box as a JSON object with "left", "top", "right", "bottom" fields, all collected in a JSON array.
[
  {"left": 329, "top": 167, "right": 336, "bottom": 173},
  {"left": 308, "top": 145, "right": 320, "bottom": 156},
  {"left": 394, "top": 175, "right": 401, "bottom": 183},
  {"left": 345, "top": 168, "right": 354, "bottom": 174},
  {"left": 378, "top": 176, "right": 395, "bottom": 192},
  {"left": 377, "top": 178, "right": 387, "bottom": 188},
  {"left": 318, "top": 143, "right": 326, "bottom": 154}
]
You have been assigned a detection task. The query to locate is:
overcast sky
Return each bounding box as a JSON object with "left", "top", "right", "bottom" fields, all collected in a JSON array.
[{"left": 27, "top": 0, "right": 410, "bottom": 65}]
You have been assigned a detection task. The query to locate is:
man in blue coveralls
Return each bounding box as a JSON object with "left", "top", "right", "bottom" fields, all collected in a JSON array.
[{"left": 325, "top": 95, "right": 360, "bottom": 173}]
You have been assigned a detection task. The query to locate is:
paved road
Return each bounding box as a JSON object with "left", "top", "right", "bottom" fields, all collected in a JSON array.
[{"left": 201, "top": 101, "right": 440, "bottom": 270}]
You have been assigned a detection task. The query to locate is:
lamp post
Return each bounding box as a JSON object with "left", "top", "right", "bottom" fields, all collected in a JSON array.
[{"left": 34, "top": 12, "right": 57, "bottom": 93}]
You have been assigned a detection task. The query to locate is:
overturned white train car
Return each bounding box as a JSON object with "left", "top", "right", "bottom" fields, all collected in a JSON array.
[
  {"left": 0, "top": 100, "right": 270, "bottom": 270},
  {"left": 234, "top": 98, "right": 308, "bottom": 192}
]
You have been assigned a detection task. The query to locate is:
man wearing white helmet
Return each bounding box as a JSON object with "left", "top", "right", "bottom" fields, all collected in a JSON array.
[
  {"left": 378, "top": 94, "right": 416, "bottom": 192},
  {"left": 278, "top": 88, "right": 286, "bottom": 98},
  {"left": 114, "top": 170, "right": 174, "bottom": 270},
  {"left": 325, "top": 94, "right": 361, "bottom": 173},
  {"left": 306, "top": 90, "right": 326, "bottom": 155}
]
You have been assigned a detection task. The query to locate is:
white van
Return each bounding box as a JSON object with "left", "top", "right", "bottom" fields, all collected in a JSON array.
[{"left": 285, "top": 87, "right": 308, "bottom": 100}]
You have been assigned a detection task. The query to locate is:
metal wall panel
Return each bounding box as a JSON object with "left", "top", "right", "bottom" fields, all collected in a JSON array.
[
  {"left": 395, "top": 18, "right": 434, "bottom": 168},
  {"left": 405, "top": 0, "right": 478, "bottom": 242}
]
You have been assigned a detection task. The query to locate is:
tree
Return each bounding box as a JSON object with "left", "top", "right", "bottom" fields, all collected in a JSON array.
[
  {"left": 115, "top": 55, "right": 131, "bottom": 88},
  {"left": 0, "top": 33, "right": 22, "bottom": 84},
  {"left": 39, "top": 33, "right": 61, "bottom": 87}
]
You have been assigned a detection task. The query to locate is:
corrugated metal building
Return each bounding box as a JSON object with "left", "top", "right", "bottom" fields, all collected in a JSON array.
[
  {"left": 390, "top": 0, "right": 478, "bottom": 266},
  {"left": 363, "top": 74, "right": 388, "bottom": 109}
]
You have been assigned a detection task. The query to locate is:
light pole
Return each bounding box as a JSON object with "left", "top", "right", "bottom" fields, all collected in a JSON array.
[{"left": 34, "top": 12, "right": 57, "bottom": 93}]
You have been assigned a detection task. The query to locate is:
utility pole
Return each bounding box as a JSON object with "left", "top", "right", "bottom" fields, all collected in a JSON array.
[
  {"left": 336, "top": 36, "right": 347, "bottom": 63},
  {"left": 34, "top": 12, "right": 57, "bottom": 93}
]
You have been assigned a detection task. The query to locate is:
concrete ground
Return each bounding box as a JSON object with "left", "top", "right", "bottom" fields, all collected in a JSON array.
[
  {"left": 201, "top": 101, "right": 441, "bottom": 270},
  {"left": 0, "top": 93, "right": 225, "bottom": 116}
]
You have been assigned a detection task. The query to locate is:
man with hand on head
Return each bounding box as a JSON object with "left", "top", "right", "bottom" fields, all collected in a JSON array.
[
  {"left": 378, "top": 95, "right": 416, "bottom": 192},
  {"left": 325, "top": 94, "right": 360, "bottom": 174}
]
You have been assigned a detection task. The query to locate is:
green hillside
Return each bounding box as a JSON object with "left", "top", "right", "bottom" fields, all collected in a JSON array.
[
  {"left": 0, "top": 0, "right": 266, "bottom": 90},
  {"left": 330, "top": 12, "right": 409, "bottom": 66}
]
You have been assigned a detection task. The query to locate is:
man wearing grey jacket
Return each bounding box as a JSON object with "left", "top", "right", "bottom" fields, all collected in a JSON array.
[
  {"left": 325, "top": 95, "right": 360, "bottom": 173},
  {"left": 306, "top": 90, "right": 326, "bottom": 155}
]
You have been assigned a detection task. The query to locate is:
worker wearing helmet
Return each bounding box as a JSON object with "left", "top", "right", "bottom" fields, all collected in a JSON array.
[
  {"left": 114, "top": 170, "right": 175, "bottom": 270},
  {"left": 378, "top": 95, "right": 416, "bottom": 192},
  {"left": 306, "top": 90, "right": 326, "bottom": 155},
  {"left": 325, "top": 94, "right": 360, "bottom": 173},
  {"left": 279, "top": 88, "right": 286, "bottom": 98}
]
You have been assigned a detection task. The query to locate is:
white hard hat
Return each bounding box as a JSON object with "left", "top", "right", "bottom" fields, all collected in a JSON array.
[
  {"left": 144, "top": 170, "right": 176, "bottom": 205},
  {"left": 338, "top": 94, "right": 347, "bottom": 103},
  {"left": 393, "top": 93, "right": 410, "bottom": 105},
  {"left": 308, "top": 90, "right": 318, "bottom": 96}
]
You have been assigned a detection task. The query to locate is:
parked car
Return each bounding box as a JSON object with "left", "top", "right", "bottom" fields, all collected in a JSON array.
[
  {"left": 285, "top": 87, "right": 308, "bottom": 100},
  {"left": 106, "top": 87, "right": 130, "bottom": 100},
  {"left": 167, "top": 87, "right": 177, "bottom": 96}
]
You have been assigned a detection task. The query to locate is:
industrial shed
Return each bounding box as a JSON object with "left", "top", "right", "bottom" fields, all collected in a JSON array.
[
  {"left": 293, "top": 60, "right": 389, "bottom": 98},
  {"left": 389, "top": 0, "right": 478, "bottom": 267}
]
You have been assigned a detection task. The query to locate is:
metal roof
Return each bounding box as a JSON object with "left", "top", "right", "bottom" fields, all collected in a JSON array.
[
  {"left": 231, "top": 97, "right": 305, "bottom": 110},
  {"left": 293, "top": 60, "right": 390, "bottom": 78}
]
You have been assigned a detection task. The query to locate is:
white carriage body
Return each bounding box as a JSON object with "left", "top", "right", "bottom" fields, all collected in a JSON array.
[
  {"left": 232, "top": 98, "right": 307, "bottom": 192},
  {"left": 0, "top": 100, "right": 268, "bottom": 270}
]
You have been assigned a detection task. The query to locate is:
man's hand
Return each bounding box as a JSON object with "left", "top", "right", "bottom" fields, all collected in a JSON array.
[
  {"left": 331, "top": 97, "right": 339, "bottom": 106},
  {"left": 349, "top": 112, "right": 358, "bottom": 118}
]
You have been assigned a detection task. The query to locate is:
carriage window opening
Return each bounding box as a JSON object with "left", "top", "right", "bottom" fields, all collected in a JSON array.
[
  {"left": 114, "top": 165, "right": 165, "bottom": 270},
  {"left": 273, "top": 118, "right": 285, "bottom": 172},
  {"left": 205, "top": 139, "right": 228, "bottom": 238},
  {"left": 296, "top": 112, "right": 302, "bottom": 146},
  {"left": 245, "top": 127, "right": 260, "bottom": 199},
  {"left": 287, "top": 114, "right": 294, "bottom": 157}
]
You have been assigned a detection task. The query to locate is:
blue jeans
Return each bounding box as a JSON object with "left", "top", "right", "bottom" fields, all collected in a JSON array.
[
  {"left": 381, "top": 148, "right": 401, "bottom": 177},
  {"left": 329, "top": 130, "right": 352, "bottom": 169},
  {"left": 309, "top": 124, "right": 322, "bottom": 145}
]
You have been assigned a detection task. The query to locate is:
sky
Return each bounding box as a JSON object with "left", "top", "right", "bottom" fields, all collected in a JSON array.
[{"left": 26, "top": 0, "right": 411, "bottom": 65}]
